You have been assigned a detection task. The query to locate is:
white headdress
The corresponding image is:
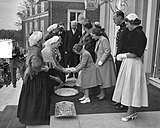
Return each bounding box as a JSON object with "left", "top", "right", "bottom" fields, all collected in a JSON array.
[
  {"left": 126, "top": 13, "right": 138, "bottom": 21},
  {"left": 47, "top": 23, "right": 59, "bottom": 33},
  {"left": 44, "top": 36, "right": 60, "bottom": 47},
  {"left": 29, "top": 31, "right": 42, "bottom": 46}
]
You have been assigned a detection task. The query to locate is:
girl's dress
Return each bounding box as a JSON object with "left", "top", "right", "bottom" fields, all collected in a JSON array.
[
  {"left": 17, "top": 45, "right": 52, "bottom": 125},
  {"left": 112, "top": 26, "right": 148, "bottom": 107},
  {"left": 75, "top": 50, "right": 102, "bottom": 89},
  {"left": 95, "top": 36, "right": 116, "bottom": 88}
]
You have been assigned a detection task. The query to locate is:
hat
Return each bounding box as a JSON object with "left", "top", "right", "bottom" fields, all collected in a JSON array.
[
  {"left": 125, "top": 13, "right": 141, "bottom": 25},
  {"left": 47, "top": 23, "right": 59, "bottom": 33},
  {"left": 44, "top": 36, "right": 60, "bottom": 47},
  {"left": 126, "top": 13, "right": 138, "bottom": 21},
  {"left": 94, "top": 21, "right": 100, "bottom": 26},
  {"left": 29, "top": 31, "right": 42, "bottom": 46}
]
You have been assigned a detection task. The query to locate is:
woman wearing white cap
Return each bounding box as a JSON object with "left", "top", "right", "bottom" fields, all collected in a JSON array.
[
  {"left": 41, "top": 36, "right": 69, "bottom": 84},
  {"left": 17, "top": 31, "right": 52, "bottom": 125},
  {"left": 112, "top": 13, "right": 148, "bottom": 121}
]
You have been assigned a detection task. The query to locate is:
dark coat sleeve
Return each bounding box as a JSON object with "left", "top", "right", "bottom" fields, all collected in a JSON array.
[{"left": 127, "top": 30, "right": 147, "bottom": 58}]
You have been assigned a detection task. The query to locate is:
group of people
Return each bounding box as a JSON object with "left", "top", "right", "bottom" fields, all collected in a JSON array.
[
  {"left": 17, "top": 11, "right": 148, "bottom": 125},
  {"left": 0, "top": 41, "right": 26, "bottom": 88}
]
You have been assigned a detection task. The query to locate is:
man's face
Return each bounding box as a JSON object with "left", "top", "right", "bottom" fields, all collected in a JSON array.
[
  {"left": 113, "top": 14, "right": 121, "bottom": 26},
  {"left": 71, "top": 22, "right": 77, "bottom": 29}
]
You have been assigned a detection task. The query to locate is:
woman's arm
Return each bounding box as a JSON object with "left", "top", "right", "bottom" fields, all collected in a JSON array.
[{"left": 99, "top": 37, "right": 111, "bottom": 64}]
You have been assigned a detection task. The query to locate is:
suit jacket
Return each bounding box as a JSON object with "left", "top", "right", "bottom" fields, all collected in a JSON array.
[{"left": 64, "top": 29, "right": 82, "bottom": 54}]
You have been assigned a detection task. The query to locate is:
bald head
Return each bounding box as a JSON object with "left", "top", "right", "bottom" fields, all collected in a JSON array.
[{"left": 71, "top": 20, "right": 77, "bottom": 30}]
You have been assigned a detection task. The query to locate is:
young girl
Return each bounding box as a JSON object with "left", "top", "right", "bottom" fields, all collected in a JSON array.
[{"left": 71, "top": 44, "right": 102, "bottom": 103}]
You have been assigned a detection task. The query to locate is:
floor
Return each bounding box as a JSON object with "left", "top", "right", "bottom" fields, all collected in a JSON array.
[{"left": 0, "top": 79, "right": 160, "bottom": 128}]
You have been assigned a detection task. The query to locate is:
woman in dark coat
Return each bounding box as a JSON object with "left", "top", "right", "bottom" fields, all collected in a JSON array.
[
  {"left": 17, "top": 31, "right": 51, "bottom": 125},
  {"left": 112, "top": 13, "right": 148, "bottom": 122},
  {"left": 79, "top": 19, "right": 97, "bottom": 62}
]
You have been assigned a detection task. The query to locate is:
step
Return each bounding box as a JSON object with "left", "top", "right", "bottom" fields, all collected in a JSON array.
[{"left": 149, "top": 77, "right": 160, "bottom": 89}]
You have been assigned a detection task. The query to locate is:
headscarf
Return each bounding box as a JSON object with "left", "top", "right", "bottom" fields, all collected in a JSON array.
[
  {"left": 44, "top": 36, "right": 60, "bottom": 47},
  {"left": 125, "top": 13, "right": 141, "bottom": 25},
  {"left": 29, "top": 31, "right": 42, "bottom": 46},
  {"left": 42, "top": 36, "right": 60, "bottom": 63},
  {"left": 47, "top": 23, "right": 59, "bottom": 33}
]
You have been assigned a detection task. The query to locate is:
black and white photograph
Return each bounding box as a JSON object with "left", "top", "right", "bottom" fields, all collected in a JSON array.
[{"left": 0, "top": 0, "right": 160, "bottom": 128}]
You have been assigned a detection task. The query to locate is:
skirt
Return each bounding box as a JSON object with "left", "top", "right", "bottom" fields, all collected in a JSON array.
[
  {"left": 81, "top": 64, "right": 102, "bottom": 89},
  {"left": 17, "top": 71, "right": 52, "bottom": 125},
  {"left": 112, "top": 58, "right": 148, "bottom": 107}
]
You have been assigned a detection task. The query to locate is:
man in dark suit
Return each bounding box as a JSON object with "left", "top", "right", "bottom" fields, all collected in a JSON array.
[
  {"left": 64, "top": 20, "right": 82, "bottom": 78},
  {"left": 112, "top": 10, "right": 128, "bottom": 109}
]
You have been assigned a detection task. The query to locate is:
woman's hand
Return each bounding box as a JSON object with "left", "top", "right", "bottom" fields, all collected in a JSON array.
[
  {"left": 70, "top": 67, "right": 76, "bottom": 73},
  {"left": 62, "top": 68, "right": 71, "bottom": 73},
  {"left": 117, "top": 53, "right": 127, "bottom": 61},
  {"left": 41, "top": 65, "right": 49, "bottom": 72},
  {"left": 98, "top": 61, "right": 103, "bottom": 66}
]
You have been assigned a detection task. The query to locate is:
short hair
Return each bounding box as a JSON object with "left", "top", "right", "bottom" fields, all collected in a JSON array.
[
  {"left": 92, "top": 28, "right": 103, "bottom": 36},
  {"left": 83, "top": 19, "right": 92, "bottom": 29},
  {"left": 72, "top": 44, "right": 83, "bottom": 53},
  {"left": 115, "top": 10, "right": 124, "bottom": 19}
]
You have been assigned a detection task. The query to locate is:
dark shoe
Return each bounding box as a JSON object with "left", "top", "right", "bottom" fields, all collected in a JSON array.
[
  {"left": 13, "top": 84, "right": 16, "bottom": 88},
  {"left": 67, "top": 73, "right": 73, "bottom": 78},
  {"left": 115, "top": 104, "right": 127, "bottom": 110},
  {"left": 111, "top": 102, "right": 120, "bottom": 106}
]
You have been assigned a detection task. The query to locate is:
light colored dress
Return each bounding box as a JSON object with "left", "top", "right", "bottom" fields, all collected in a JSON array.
[
  {"left": 75, "top": 50, "right": 102, "bottom": 89},
  {"left": 112, "top": 58, "right": 148, "bottom": 107},
  {"left": 112, "top": 26, "right": 148, "bottom": 107},
  {"left": 95, "top": 36, "right": 116, "bottom": 88}
]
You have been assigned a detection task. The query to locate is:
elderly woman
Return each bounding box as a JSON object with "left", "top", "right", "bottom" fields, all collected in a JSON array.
[
  {"left": 41, "top": 36, "right": 68, "bottom": 84},
  {"left": 17, "top": 31, "right": 51, "bottom": 125},
  {"left": 112, "top": 13, "right": 148, "bottom": 121}
]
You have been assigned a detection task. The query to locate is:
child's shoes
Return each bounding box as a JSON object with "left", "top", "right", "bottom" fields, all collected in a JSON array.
[
  {"left": 80, "top": 98, "right": 91, "bottom": 104},
  {"left": 79, "top": 96, "right": 86, "bottom": 101}
]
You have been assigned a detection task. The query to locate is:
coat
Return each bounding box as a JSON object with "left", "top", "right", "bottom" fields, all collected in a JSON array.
[
  {"left": 95, "top": 36, "right": 116, "bottom": 88},
  {"left": 64, "top": 29, "right": 82, "bottom": 67}
]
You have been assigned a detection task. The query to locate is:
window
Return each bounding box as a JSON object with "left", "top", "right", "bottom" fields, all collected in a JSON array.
[
  {"left": 29, "top": 22, "right": 33, "bottom": 34},
  {"left": 40, "top": 20, "right": 44, "bottom": 36},
  {"left": 67, "top": 9, "right": 86, "bottom": 30},
  {"left": 25, "top": 23, "right": 28, "bottom": 35},
  {"left": 34, "top": 20, "right": 38, "bottom": 30}
]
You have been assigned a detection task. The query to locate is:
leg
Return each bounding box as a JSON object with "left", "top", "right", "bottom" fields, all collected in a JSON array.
[
  {"left": 18, "top": 66, "right": 24, "bottom": 80},
  {"left": 98, "top": 87, "right": 105, "bottom": 100},
  {"left": 80, "top": 89, "right": 91, "bottom": 103},
  {"left": 121, "top": 106, "right": 137, "bottom": 122},
  {"left": 10, "top": 68, "right": 17, "bottom": 87},
  {"left": 115, "top": 59, "right": 122, "bottom": 78},
  {"left": 126, "top": 106, "right": 136, "bottom": 116}
]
